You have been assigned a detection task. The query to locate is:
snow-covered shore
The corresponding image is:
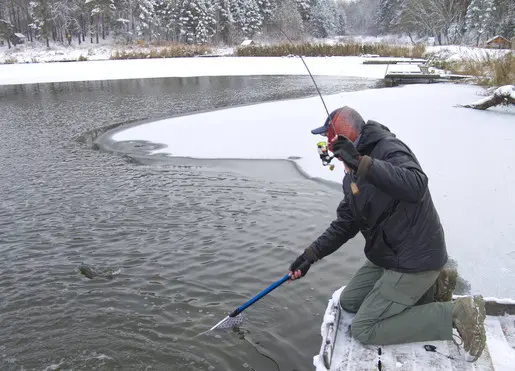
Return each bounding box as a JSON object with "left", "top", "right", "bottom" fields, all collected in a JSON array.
[{"left": 0, "top": 55, "right": 410, "bottom": 85}]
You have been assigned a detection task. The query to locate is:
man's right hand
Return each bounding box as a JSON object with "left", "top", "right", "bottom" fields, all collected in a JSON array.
[{"left": 288, "top": 248, "right": 317, "bottom": 280}]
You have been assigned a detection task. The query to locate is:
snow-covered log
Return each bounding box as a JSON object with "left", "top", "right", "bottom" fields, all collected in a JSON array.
[{"left": 461, "top": 85, "right": 515, "bottom": 110}]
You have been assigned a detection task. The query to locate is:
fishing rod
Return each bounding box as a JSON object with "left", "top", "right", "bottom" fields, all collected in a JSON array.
[
  {"left": 275, "top": 24, "right": 355, "bottom": 175},
  {"left": 275, "top": 27, "right": 330, "bottom": 118}
]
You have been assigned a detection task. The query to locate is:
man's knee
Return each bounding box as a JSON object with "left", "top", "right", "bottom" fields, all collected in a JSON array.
[
  {"left": 350, "top": 318, "right": 374, "bottom": 344},
  {"left": 339, "top": 291, "right": 361, "bottom": 313}
]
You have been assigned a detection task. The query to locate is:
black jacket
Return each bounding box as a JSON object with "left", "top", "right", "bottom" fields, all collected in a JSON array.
[{"left": 311, "top": 121, "right": 448, "bottom": 273}]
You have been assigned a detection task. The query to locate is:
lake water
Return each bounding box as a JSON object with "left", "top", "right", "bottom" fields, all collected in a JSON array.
[{"left": 0, "top": 75, "right": 390, "bottom": 371}]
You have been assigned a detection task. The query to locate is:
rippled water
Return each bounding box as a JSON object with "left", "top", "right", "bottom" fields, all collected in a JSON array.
[{"left": 0, "top": 75, "right": 378, "bottom": 371}]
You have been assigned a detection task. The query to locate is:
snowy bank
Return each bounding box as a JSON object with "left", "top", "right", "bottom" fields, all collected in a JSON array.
[
  {"left": 426, "top": 44, "right": 512, "bottom": 62},
  {"left": 0, "top": 56, "right": 421, "bottom": 85},
  {"left": 108, "top": 83, "right": 515, "bottom": 298}
]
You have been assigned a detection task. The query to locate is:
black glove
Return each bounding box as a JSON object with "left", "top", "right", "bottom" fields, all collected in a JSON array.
[
  {"left": 331, "top": 135, "right": 362, "bottom": 171},
  {"left": 289, "top": 247, "right": 318, "bottom": 278}
]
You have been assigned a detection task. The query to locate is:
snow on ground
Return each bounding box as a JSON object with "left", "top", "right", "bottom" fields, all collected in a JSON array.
[
  {"left": 426, "top": 44, "right": 512, "bottom": 62},
  {"left": 109, "top": 83, "right": 515, "bottom": 298},
  {"left": 0, "top": 55, "right": 412, "bottom": 85},
  {"left": 0, "top": 37, "right": 235, "bottom": 64},
  {"left": 0, "top": 38, "right": 115, "bottom": 63}
]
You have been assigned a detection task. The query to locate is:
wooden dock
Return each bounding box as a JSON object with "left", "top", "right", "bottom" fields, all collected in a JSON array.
[
  {"left": 384, "top": 70, "right": 470, "bottom": 87},
  {"left": 363, "top": 58, "right": 427, "bottom": 65}
]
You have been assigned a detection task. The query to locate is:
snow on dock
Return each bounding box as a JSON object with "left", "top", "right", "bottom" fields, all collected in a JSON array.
[{"left": 314, "top": 287, "right": 515, "bottom": 371}]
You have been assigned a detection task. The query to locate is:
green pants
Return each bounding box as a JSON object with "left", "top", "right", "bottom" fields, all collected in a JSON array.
[{"left": 340, "top": 260, "right": 454, "bottom": 345}]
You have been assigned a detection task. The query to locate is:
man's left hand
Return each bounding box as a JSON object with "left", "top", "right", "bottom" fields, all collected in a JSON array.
[{"left": 331, "top": 135, "right": 362, "bottom": 171}]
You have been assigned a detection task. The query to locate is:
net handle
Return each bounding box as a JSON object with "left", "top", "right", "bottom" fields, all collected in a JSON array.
[{"left": 229, "top": 273, "right": 290, "bottom": 317}]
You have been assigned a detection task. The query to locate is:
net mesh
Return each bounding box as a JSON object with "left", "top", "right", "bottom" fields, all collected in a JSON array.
[{"left": 214, "top": 313, "right": 245, "bottom": 330}]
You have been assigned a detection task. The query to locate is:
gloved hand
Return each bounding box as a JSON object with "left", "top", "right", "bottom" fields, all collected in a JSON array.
[
  {"left": 289, "top": 246, "right": 318, "bottom": 280},
  {"left": 331, "top": 135, "right": 362, "bottom": 171}
]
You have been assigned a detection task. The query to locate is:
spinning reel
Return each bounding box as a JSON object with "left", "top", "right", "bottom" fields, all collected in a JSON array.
[{"left": 317, "top": 141, "right": 335, "bottom": 171}]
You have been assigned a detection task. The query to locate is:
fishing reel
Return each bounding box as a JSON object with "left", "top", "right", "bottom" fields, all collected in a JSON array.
[{"left": 317, "top": 141, "right": 335, "bottom": 171}]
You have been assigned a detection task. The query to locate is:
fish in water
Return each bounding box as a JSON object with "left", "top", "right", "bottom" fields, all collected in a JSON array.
[{"left": 79, "top": 263, "right": 121, "bottom": 280}]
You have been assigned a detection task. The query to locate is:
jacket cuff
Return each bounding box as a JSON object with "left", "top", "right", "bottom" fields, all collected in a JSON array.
[
  {"left": 304, "top": 244, "right": 320, "bottom": 263},
  {"left": 356, "top": 155, "right": 373, "bottom": 177}
]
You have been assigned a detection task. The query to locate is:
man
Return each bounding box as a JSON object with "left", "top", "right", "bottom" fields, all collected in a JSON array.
[{"left": 289, "top": 106, "right": 487, "bottom": 361}]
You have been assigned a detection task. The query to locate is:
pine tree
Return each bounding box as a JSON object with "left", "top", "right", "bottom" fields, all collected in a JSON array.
[
  {"left": 309, "top": 0, "right": 336, "bottom": 38},
  {"left": 177, "top": 0, "right": 216, "bottom": 44},
  {"left": 0, "top": 18, "right": 14, "bottom": 48},
  {"left": 154, "top": 0, "right": 174, "bottom": 40},
  {"left": 273, "top": 0, "right": 304, "bottom": 40},
  {"left": 135, "top": 0, "right": 157, "bottom": 41},
  {"left": 29, "top": 0, "right": 53, "bottom": 47},
  {"left": 376, "top": 0, "right": 403, "bottom": 34},
  {"left": 216, "top": 0, "right": 235, "bottom": 43},
  {"left": 256, "top": 0, "right": 273, "bottom": 24},
  {"left": 492, "top": 0, "right": 515, "bottom": 39},
  {"left": 465, "top": 0, "right": 494, "bottom": 45}
]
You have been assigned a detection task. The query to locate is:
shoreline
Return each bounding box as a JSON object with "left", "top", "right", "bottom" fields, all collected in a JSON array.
[{"left": 0, "top": 55, "right": 396, "bottom": 86}]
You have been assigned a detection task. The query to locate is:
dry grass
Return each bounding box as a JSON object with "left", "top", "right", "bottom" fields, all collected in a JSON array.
[
  {"left": 432, "top": 52, "right": 514, "bottom": 86},
  {"left": 236, "top": 42, "right": 426, "bottom": 58},
  {"left": 111, "top": 43, "right": 212, "bottom": 59}
]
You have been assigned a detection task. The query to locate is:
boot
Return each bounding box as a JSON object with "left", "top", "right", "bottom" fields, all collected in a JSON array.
[
  {"left": 434, "top": 267, "right": 458, "bottom": 302},
  {"left": 452, "top": 295, "right": 486, "bottom": 362}
]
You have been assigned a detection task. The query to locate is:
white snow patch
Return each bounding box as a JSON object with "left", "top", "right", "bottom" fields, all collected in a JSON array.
[
  {"left": 0, "top": 56, "right": 394, "bottom": 86},
  {"left": 109, "top": 83, "right": 515, "bottom": 297},
  {"left": 497, "top": 85, "right": 515, "bottom": 100},
  {"left": 426, "top": 45, "right": 511, "bottom": 62}
]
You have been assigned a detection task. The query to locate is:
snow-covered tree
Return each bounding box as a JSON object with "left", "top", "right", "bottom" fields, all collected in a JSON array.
[
  {"left": 342, "top": 0, "right": 379, "bottom": 35},
  {"left": 177, "top": 0, "right": 216, "bottom": 44},
  {"left": 215, "top": 0, "right": 234, "bottom": 43},
  {"left": 376, "top": 0, "right": 404, "bottom": 34},
  {"left": 0, "top": 18, "right": 14, "bottom": 48},
  {"left": 296, "top": 0, "right": 311, "bottom": 21},
  {"left": 272, "top": 0, "right": 304, "bottom": 40},
  {"left": 334, "top": 2, "right": 347, "bottom": 36},
  {"left": 29, "top": 0, "right": 53, "bottom": 47},
  {"left": 492, "top": 0, "right": 515, "bottom": 39},
  {"left": 154, "top": 0, "right": 175, "bottom": 40},
  {"left": 256, "top": 0, "right": 273, "bottom": 24},
  {"left": 309, "top": 0, "right": 337, "bottom": 38},
  {"left": 134, "top": 0, "right": 156, "bottom": 40},
  {"left": 465, "top": 0, "right": 495, "bottom": 45},
  {"left": 232, "top": 0, "right": 262, "bottom": 38}
]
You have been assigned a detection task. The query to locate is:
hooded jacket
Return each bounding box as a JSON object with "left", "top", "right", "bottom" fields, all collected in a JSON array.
[{"left": 310, "top": 120, "right": 448, "bottom": 273}]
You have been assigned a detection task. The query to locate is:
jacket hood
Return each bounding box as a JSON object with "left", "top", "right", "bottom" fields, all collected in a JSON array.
[{"left": 357, "top": 120, "right": 396, "bottom": 155}]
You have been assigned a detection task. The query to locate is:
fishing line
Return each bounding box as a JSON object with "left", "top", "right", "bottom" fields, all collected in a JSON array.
[
  {"left": 245, "top": 336, "right": 281, "bottom": 371},
  {"left": 273, "top": 25, "right": 330, "bottom": 118}
]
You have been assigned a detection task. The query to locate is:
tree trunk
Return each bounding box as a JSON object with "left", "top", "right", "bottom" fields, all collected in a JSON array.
[
  {"left": 7, "top": 39, "right": 11, "bottom": 48},
  {"left": 90, "top": 16, "right": 93, "bottom": 43},
  {"left": 102, "top": 15, "right": 105, "bottom": 40},
  {"left": 96, "top": 16, "right": 99, "bottom": 43},
  {"left": 461, "top": 86, "right": 515, "bottom": 110},
  {"left": 46, "top": 37, "right": 49, "bottom": 48},
  {"left": 407, "top": 32, "right": 415, "bottom": 45}
]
